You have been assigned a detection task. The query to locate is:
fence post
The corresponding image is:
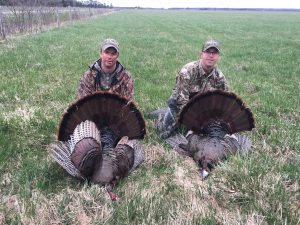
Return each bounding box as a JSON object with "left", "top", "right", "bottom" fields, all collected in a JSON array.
[{"left": 0, "top": 7, "right": 6, "bottom": 40}]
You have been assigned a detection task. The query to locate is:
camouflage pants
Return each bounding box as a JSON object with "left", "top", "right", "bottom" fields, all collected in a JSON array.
[{"left": 155, "top": 107, "right": 178, "bottom": 139}]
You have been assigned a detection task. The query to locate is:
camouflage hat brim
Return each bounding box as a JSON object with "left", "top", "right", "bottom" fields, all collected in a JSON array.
[
  {"left": 102, "top": 44, "right": 119, "bottom": 52},
  {"left": 202, "top": 40, "right": 221, "bottom": 52},
  {"left": 202, "top": 45, "right": 220, "bottom": 52}
]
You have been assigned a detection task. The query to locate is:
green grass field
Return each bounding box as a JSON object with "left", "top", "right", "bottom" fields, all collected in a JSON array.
[{"left": 0, "top": 9, "right": 299, "bottom": 224}]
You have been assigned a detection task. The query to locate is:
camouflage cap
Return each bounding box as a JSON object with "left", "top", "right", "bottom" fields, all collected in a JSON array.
[
  {"left": 202, "top": 40, "right": 221, "bottom": 52},
  {"left": 101, "top": 38, "right": 119, "bottom": 52}
]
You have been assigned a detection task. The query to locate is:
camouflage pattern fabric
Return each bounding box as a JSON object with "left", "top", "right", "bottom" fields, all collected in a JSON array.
[
  {"left": 170, "top": 60, "right": 228, "bottom": 116},
  {"left": 76, "top": 59, "right": 141, "bottom": 169},
  {"left": 155, "top": 60, "right": 229, "bottom": 139},
  {"left": 77, "top": 59, "right": 134, "bottom": 101},
  {"left": 155, "top": 107, "right": 177, "bottom": 139}
]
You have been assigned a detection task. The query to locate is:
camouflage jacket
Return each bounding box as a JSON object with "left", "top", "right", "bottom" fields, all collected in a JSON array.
[
  {"left": 170, "top": 60, "right": 229, "bottom": 115},
  {"left": 77, "top": 59, "right": 134, "bottom": 101}
]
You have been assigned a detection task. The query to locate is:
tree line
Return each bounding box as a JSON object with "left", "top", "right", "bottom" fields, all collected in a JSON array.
[
  {"left": 0, "top": 0, "right": 112, "bottom": 8},
  {"left": 0, "top": 0, "right": 113, "bottom": 40}
]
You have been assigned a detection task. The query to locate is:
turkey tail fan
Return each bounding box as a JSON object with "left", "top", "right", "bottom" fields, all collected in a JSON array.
[
  {"left": 179, "top": 90, "right": 255, "bottom": 134},
  {"left": 57, "top": 92, "right": 146, "bottom": 142},
  {"left": 109, "top": 100, "right": 146, "bottom": 140}
]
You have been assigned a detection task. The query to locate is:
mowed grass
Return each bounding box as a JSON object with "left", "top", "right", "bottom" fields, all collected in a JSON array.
[{"left": 0, "top": 9, "right": 299, "bottom": 224}]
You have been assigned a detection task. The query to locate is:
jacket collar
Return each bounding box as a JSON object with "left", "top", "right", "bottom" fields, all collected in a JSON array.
[{"left": 90, "top": 59, "right": 124, "bottom": 75}]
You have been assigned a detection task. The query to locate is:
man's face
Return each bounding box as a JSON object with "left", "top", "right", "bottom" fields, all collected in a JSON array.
[
  {"left": 200, "top": 47, "right": 220, "bottom": 69},
  {"left": 100, "top": 47, "right": 119, "bottom": 69}
]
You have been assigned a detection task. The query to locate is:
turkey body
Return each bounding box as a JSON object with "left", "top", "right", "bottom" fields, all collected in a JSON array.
[
  {"left": 167, "top": 90, "right": 255, "bottom": 178},
  {"left": 179, "top": 133, "right": 238, "bottom": 173},
  {"left": 91, "top": 138, "right": 135, "bottom": 186},
  {"left": 50, "top": 92, "right": 146, "bottom": 199}
]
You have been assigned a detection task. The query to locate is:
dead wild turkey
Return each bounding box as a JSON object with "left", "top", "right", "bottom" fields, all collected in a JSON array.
[
  {"left": 57, "top": 92, "right": 146, "bottom": 141},
  {"left": 50, "top": 92, "right": 146, "bottom": 200},
  {"left": 166, "top": 90, "right": 255, "bottom": 179}
]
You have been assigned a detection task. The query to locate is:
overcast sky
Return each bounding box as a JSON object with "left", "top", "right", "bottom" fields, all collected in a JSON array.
[{"left": 101, "top": 0, "right": 300, "bottom": 9}]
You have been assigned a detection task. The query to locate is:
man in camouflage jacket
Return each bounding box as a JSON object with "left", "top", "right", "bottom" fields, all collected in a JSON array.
[
  {"left": 77, "top": 38, "right": 134, "bottom": 101},
  {"left": 76, "top": 39, "right": 143, "bottom": 171},
  {"left": 155, "top": 39, "right": 229, "bottom": 139}
]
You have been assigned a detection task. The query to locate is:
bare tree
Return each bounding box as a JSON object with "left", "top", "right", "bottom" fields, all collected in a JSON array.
[{"left": 1, "top": 0, "right": 113, "bottom": 38}]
